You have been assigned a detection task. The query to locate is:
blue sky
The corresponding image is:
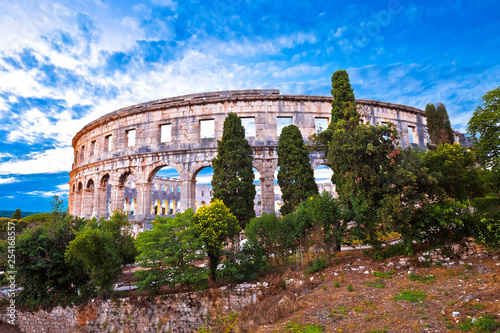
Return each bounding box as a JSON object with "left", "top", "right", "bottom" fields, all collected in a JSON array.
[{"left": 0, "top": 0, "right": 498, "bottom": 212}]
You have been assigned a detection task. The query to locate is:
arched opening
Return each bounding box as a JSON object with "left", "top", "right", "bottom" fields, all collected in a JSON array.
[
  {"left": 194, "top": 166, "right": 213, "bottom": 211},
  {"left": 101, "top": 174, "right": 111, "bottom": 217},
  {"left": 150, "top": 165, "right": 181, "bottom": 215},
  {"left": 169, "top": 200, "right": 175, "bottom": 214},
  {"left": 274, "top": 166, "right": 282, "bottom": 215},
  {"left": 131, "top": 198, "right": 136, "bottom": 215},
  {"left": 120, "top": 172, "right": 137, "bottom": 217},
  {"left": 252, "top": 167, "right": 262, "bottom": 216},
  {"left": 314, "top": 165, "right": 336, "bottom": 198}
]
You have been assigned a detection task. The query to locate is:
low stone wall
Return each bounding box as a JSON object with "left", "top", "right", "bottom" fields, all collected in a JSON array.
[{"left": 0, "top": 284, "right": 259, "bottom": 333}]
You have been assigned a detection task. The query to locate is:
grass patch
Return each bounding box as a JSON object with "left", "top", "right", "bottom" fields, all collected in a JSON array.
[
  {"left": 284, "top": 321, "right": 325, "bottom": 333},
  {"left": 333, "top": 281, "right": 340, "bottom": 288},
  {"left": 372, "top": 270, "right": 394, "bottom": 279},
  {"left": 408, "top": 273, "right": 435, "bottom": 283},
  {"left": 474, "top": 315, "right": 500, "bottom": 332},
  {"left": 366, "top": 279, "right": 385, "bottom": 288},
  {"left": 369, "top": 329, "right": 388, "bottom": 333},
  {"left": 347, "top": 284, "right": 353, "bottom": 292},
  {"left": 393, "top": 290, "right": 427, "bottom": 303}
]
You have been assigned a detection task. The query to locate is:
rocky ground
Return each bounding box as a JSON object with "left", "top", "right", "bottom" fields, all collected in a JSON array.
[{"left": 254, "top": 248, "right": 500, "bottom": 332}]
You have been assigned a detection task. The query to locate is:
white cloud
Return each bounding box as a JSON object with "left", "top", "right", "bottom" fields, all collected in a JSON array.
[
  {"left": 0, "top": 177, "right": 19, "bottom": 185},
  {"left": 56, "top": 183, "right": 69, "bottom": 191},
  {"left": 331, "top": 27, "right": 347, "bottom": 38},
  {"left": 151, "top": 0, "right": 177, "bottom": 10},
  {"left": 25, "top": 190, "right": 68, "bottom": 198},
  {"left": 0, "top": 147, "right": 74, "bottom": 175}
]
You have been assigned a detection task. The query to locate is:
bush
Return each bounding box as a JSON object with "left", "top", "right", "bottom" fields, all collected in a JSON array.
[
  {"left": 305, "top": 258, "right": 328, "bottom": 274},
  {"left": 393, "top": 290, "right": 427, "bottom": 303},
  {"left": 472, "top": 197, "right": 500, "bottom": 218}
]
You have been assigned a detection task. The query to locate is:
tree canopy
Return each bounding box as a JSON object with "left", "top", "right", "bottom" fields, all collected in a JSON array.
[
  {"left": 212, "top": 113, "right": 256, "bottom": 229},
  {"left": 277, "top": 124, "right": 318, "bottom": 215},
  {"left": 330, "top": 69, "right": 359, "bottom": 126},
  {"left": 425, "top": 103, "right": 454, "bottom": 148}
]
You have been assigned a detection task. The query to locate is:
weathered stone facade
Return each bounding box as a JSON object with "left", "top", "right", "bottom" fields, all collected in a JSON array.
[
  {"left": 0, "top": 285, "right": 259, "bottom": 333},
  {"left": 69, "top": 89, "right": 428, "bottom": 227}
]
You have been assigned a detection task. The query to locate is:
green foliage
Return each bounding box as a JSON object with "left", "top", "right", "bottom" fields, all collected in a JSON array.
[
  {"left": 11, "top": 209, "right": 22, "bottom": 220},
  {"left": 66, "top": 211, "right": 137, "bottom": 295},
  {"left": 372, "top": 271, "right": 393, "bottom": 279},
  {"left": 393, "top": 290, "right": 427, "bottom": 303},
  {"left": 22, "top": 212, "right": 50, "bottom": 224},
  {"left": 347, "top": 284, "right": 353, "bottom": 292},
  {"left": 327, "top": 121, "right": 399, "bottom": 246},
  {"left": 294, "top": 192, "right": 345, "bottom": 254},
  {"left": 277, "top": 124, "right": 318, "bottom": 215},
  {"left": 330, "top": 69, "right": 359, "bottom": 126},
  {"left": 219, "top": 246, "right": 269, "bottom": 283},
  {"left": 14, "top": 213, "right": 91, "bottom": 310},
  {"left": 244, "top": 214, "right": 298, "bottom": 262},
  {"left": 366, "top": 279, "right": 385, "bottom": 288},
  {"left": 284, "top": 321, "right": 325, "bottom": 333},
  {"left": 305, "top": 258, "right": 328, "bottom": 274},
  {"left": 192, "top": 199, "right": 240, "bottom": 281},
  {"left": 464, "top": 215, "right": 500, "bottom": 250},
  {"left": 474, "top": 315, "right": 500, "bottom": 332},
  {"left": 467, "top": 86, "right": 500, "bottom": 171},
  {"left": 426, "top": 103, "right": 454, "bottom": 148},
  {"left": 0, "top": 217, "right": 28, "bottom": 239},
  {"left": 471, "top": 197, "right": 500, "bottom": 218},
  {"left": 134, "top": 209, "right": 207, "bottom": 294},
  {"left": 425, "top": 143, "right": 485, "bottom": 200},
  {"left": 408, "top": 273, "right": 435, "bottom": 283},
  {"left": 212, "top": 113, "right": 256, "bottom": 229}
]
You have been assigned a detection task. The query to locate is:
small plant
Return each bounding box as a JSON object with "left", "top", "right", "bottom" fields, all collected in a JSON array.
[
  {"left": 347, "top": 284, "right": 353, "bottom": 292},
  {"left": 334, "top": 281, "right": 340, "bottom": 288},
  {"left": 435, "top": 262, "right": 442, "bottom": 268},
  {"left": 353, "top": 307, "right": 362, "bottom": 313},
  {"left": 422, "top": 315, "right": 428, "bottom": 319},
  {"left": 338, "top": 306, "right": 346, "bottom": 315},
  {"left": 366, "top": 279, "right": 385, "bottom": 288},
  {"left": 393, "top": 290, "right": 427, "bottom": 303},
  {"left": 369, "top": 328, "right": 388, "bottom": 333},
  {"left": 305, "top": 258, "right": 328, "bottom": 274},
  {"left": 474, "top": 315, "right": 500, "bottom": 332},
  {"left": 340, "top": 275, "right": 345, "bottom": 283},
  {"left": 408, "top": 273, "right": 435, "bottom": 283},
  {"left": 322, "top": 285, "right": 327, "bottom": 291},
  {"left": 474, "top": 304, "right": 486, "bottom": 310},
  {"left": 372, "top": 271, "right": 393, "bottom": 279},
  {"left": 284, "top": 321, "right": 325, "bottom": 333},
  {"left": 458, "top": 319, "right": 473, "bottom": 332},
  {"left": 450, "top": 300, "right": 457, "bottom": 305}
]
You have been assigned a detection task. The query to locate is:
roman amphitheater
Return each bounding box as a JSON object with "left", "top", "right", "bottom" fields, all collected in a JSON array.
[{"left": 69, "top": 89, "right": 451, "bottom": 231}]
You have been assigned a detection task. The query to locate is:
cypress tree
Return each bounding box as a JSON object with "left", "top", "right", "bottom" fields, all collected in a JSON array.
[
  {"left": 330, "top": 69, "right": 359, "bottom": 127},
  {"left": 436, "top": 103, "right": 455, "bottom": 144},
  {"left": 212, "top": 113, "right": 256, "bottom": 229},
  {"left": 426, "top": 103, "right": 454, "bottom": 148},
  {"left": 277, "top": 125, "right": 318, "bottom": 215}
]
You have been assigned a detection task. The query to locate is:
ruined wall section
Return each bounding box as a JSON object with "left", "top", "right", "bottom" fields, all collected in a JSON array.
[{"left": 69, "top": 90, "right": 427, "bottom": 223}]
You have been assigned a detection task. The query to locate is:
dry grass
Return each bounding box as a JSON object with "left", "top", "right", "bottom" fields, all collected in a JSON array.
[{"left": 206, "top": 249, "right": 500, "bottom": 333}]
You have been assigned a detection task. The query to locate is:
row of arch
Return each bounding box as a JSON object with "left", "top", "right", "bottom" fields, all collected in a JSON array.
[{"left": 70, "top": 158, "right": 334, "bottom": 223}]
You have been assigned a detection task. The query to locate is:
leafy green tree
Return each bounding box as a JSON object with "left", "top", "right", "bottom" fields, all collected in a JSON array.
[
  {"left": 66, "top": 211, "right": 137, "bottom": 295},
  {"left": 327, "top": 122, "right": 399, "bottom": 246},
  {"left": 134, "top": 209, "right": 207, "bottom": 294},
  {"left": 14, "top": 214, "right": 90, "bottom": 310},
  {"left": 192, "top": 199, "right": 240, "bottom": 281},
  {"left": 11, "top": 209, "right": 21, "bottom": 220},
  {"left": 330, "top": 69, "right": 359, "bottom": 126},
  {"left": 425, "top": 103, "right": 454, "bottom": 148},
  {"left": 277, "top": 125, "right": 318, "bottom": 215},
  {"left": 212, "top": 113, "right": 256, "bottom": 229},
  {"left": 425, "top": 143, "right": 485, "bottom": 200},
  {"left": 294, "top": 192, "right": 345, "bottom": 254},
  {"left": 467, "top": 86, "right": 500, "bottom": 191}
]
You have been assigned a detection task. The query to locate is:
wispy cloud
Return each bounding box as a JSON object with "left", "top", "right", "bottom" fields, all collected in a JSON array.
[
  {"left": 0, "top": 148, "right": 73, "bottom": 175},
  {"left": 0, "top": 177, "right": 19, "bottom": 185}
]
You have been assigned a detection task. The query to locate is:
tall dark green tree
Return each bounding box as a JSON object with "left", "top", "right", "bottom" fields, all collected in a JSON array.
[
  {"left": 11, "top": 208, "right": 22, "bottom": 219},
  {"left": 330, "top": 69, "right": 359, "bottom": 127},
  {"left": 426, "top": 103, "right": 454, "bottom": 148},
  {"left": 212, "top": 113, "right": 256, "bottom": 229},
  {"left": 277, "top": 125, "right": 318, "bottom": 215}
]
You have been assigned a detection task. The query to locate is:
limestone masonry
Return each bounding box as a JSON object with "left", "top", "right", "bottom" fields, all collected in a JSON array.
[{"left": 69, "top": 89, "right": 436, "bottom": 229}]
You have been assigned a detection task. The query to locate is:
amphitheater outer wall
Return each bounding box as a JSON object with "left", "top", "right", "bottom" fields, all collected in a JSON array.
[{"left": 69, "top": 89, "right": 427, "bottom": 227}]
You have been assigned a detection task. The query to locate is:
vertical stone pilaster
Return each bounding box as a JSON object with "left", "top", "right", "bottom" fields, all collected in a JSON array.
[
  {"left": 260, "top": 173, "right": 275, "bottom": 214},
  {"left": 81, "top": 189, "right": 94, "bottom": 218},
  {"left": 73, "top": 191, "right": 82, "bottom": 217},
  {"left": 136, "top": 182, "right": 152, "bottom": 216},
  {"left": 180, "top": 179, "right": 196, "bottom": 212},
  {"left": 95, "top": 187, "right": 108, "bottom": 218},
  {"left": 110, "top": 185, "right": 125, "bottom": 213}
]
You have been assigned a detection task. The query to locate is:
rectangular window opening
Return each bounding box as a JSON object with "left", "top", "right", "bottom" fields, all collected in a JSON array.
[
  {"left": 315, "top": 118, "right": 329, "bottom": 133},
  {"left": 277, "top": 117, "right": 293, "bottom": 136},
  {"left": 90, "top": 140, "right": 96, "bottom": 157},
  {"left": 104, "top": 135, "right": 112, "bottom": 152},
  {"left": 241, "top": 117, "right": 256, "bottom": 137},
  {"left": 408, "top": 126, "right": 415, "bottom": 144},
  {"left": 160, "top": 124, "right": 171, "bottom": 143},
  {"left": 200, "top": 119, "right": 215, "bottom": 139},
  {"left": 127, "top": 129, "right": 136, "bottom": 147},
  {"left": 80, "top": 146, "right": 85, "bottom": 161}
]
